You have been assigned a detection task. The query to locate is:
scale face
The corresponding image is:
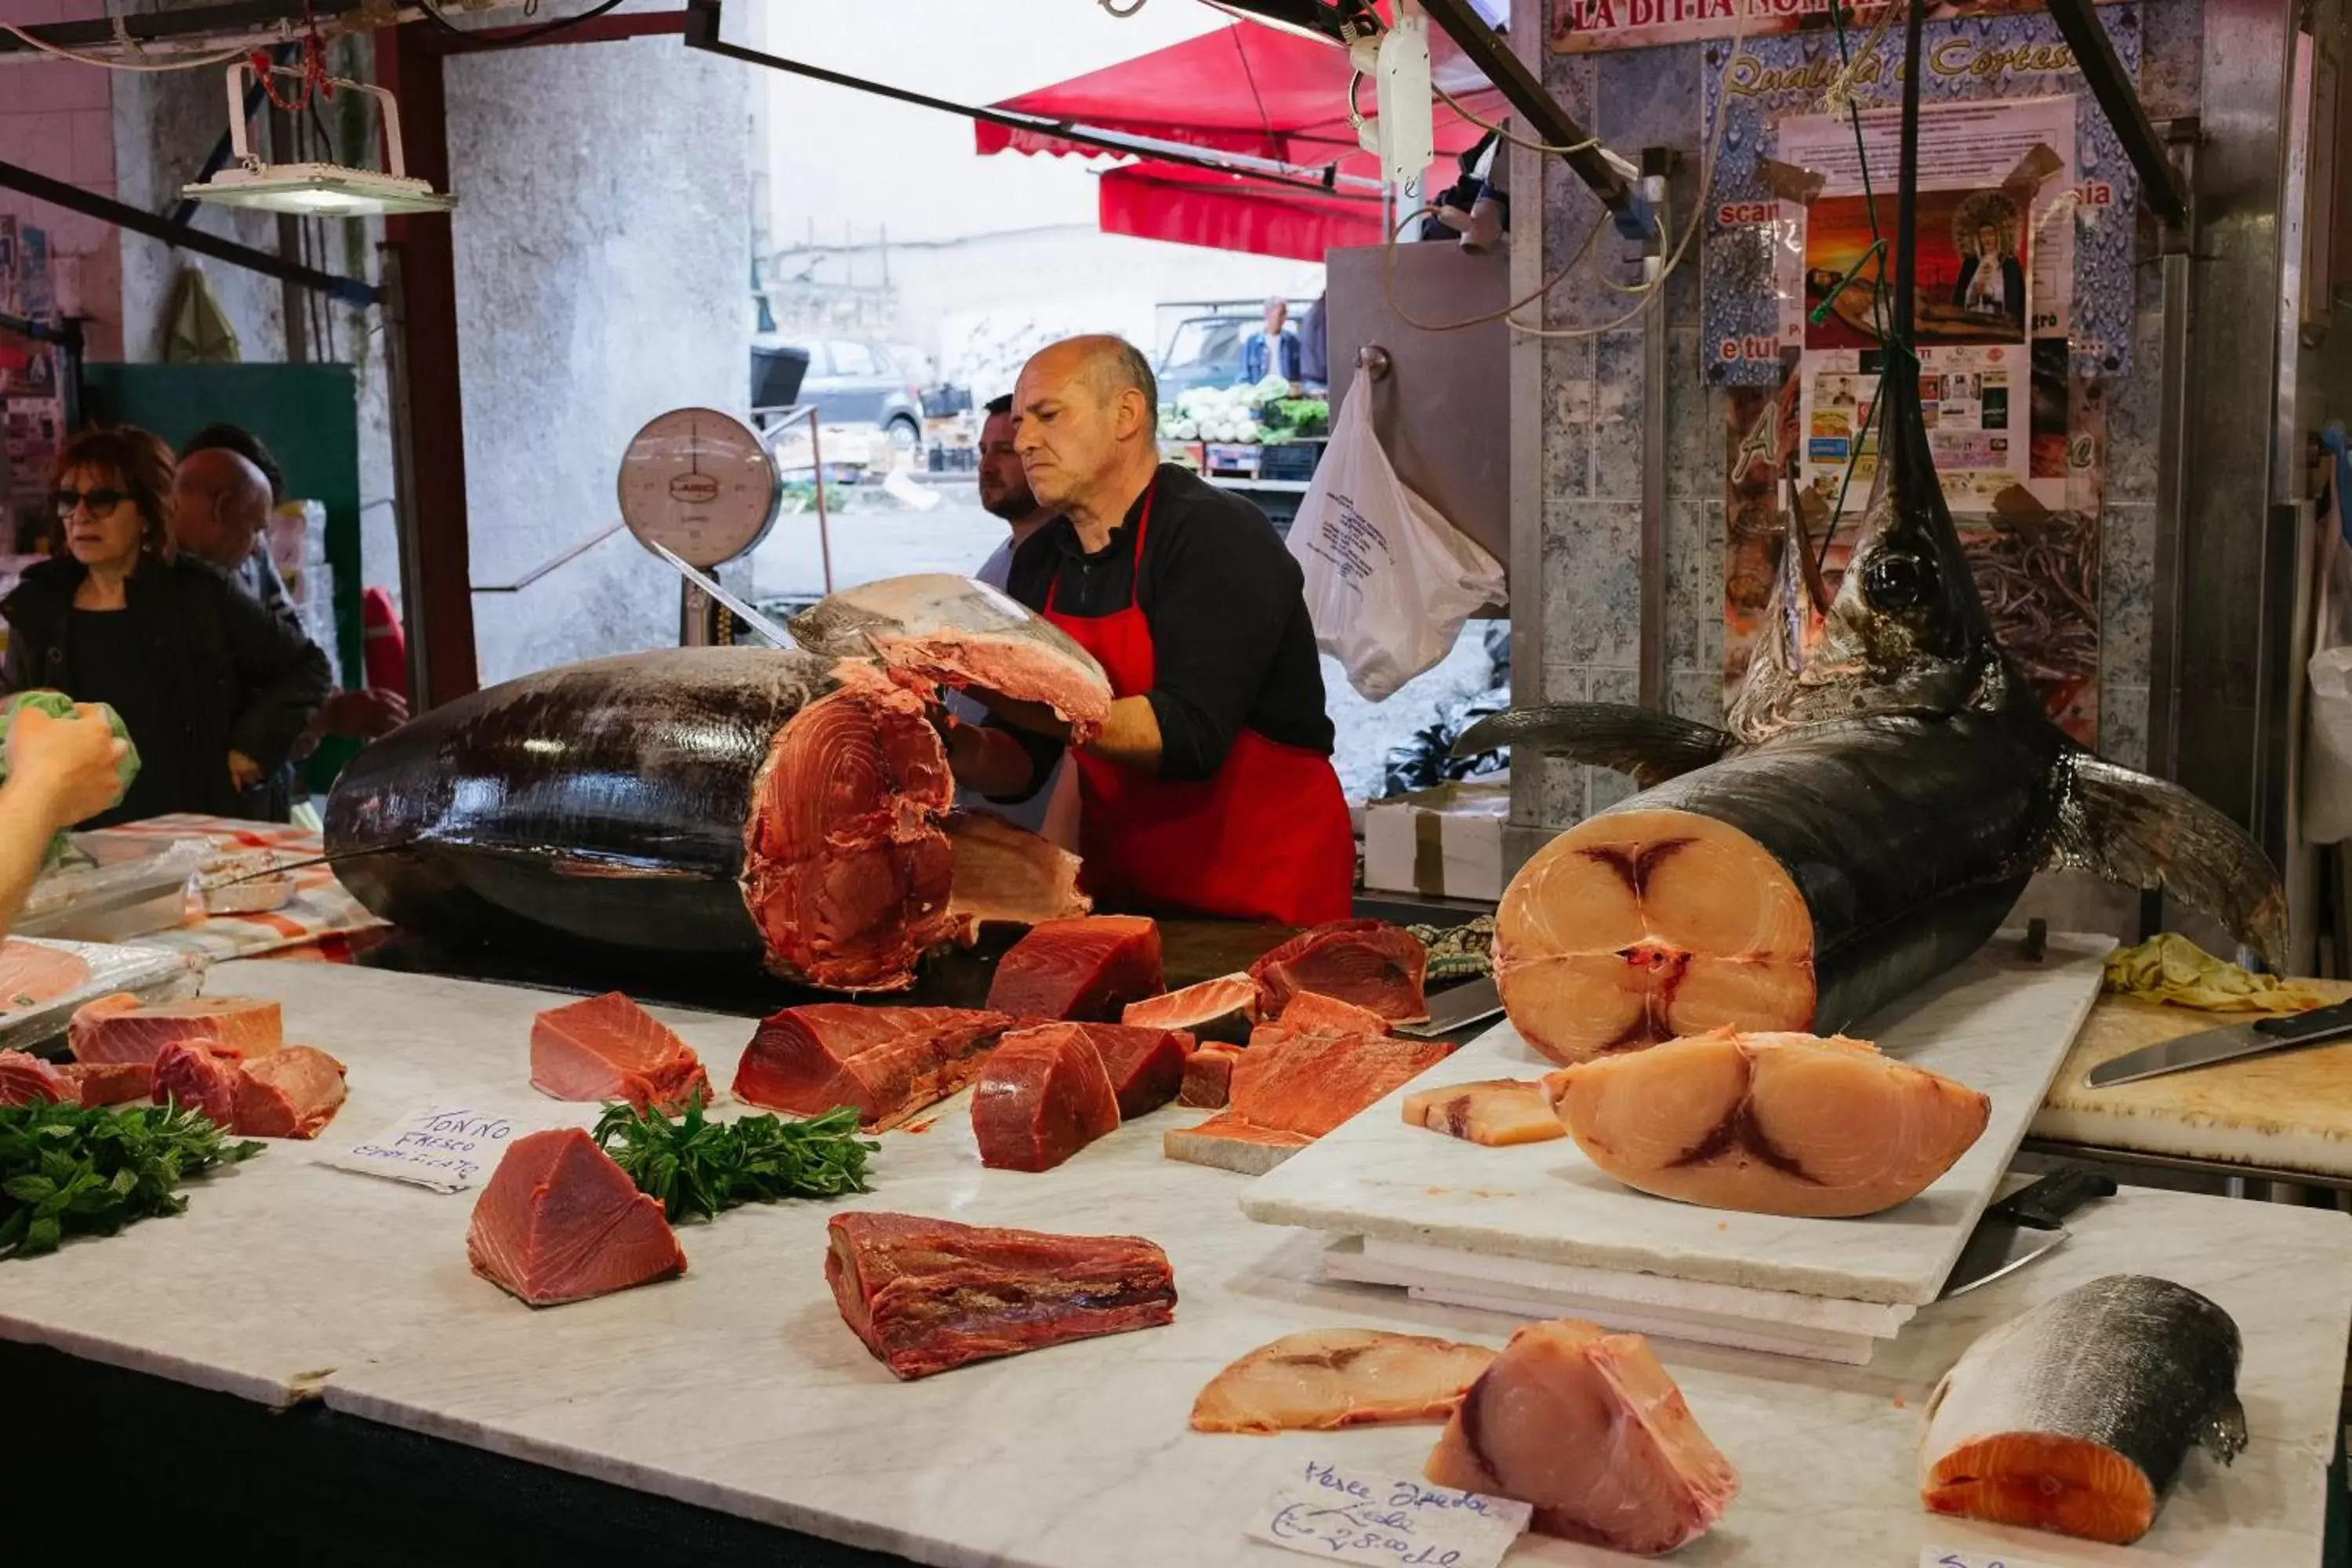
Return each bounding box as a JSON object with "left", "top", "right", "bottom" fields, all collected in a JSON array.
[{"left": 615, "top": 407, "right": 782, "bottom": 569}]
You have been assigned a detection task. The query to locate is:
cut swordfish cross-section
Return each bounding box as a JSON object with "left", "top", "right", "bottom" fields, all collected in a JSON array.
[{"left": 1497, "top": 808, "right": 1815, "bottom": 1065}]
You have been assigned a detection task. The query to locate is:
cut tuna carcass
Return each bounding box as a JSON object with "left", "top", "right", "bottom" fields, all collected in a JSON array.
[
  {"left": 1426, "top": 1319, "right": 1738, "bottom": 1554},
  {"left": 58, "top": 1060, "right": 151, "bottom": 1107},
  {"left": 1250, "top": 920, "right": 1428, "bottom": 1022},
  {"left": 1180, "top": 1042, "right": 1243, "bottom": 1108},
  {"left": 1075, "top": 1022, "right": 1192, "bottom": 1117},
  {"left": 467, "top": 1127, "right": 686, "bottom": 1307},
  {"left": 150, "top": 1040, "right": 242, "bottom": 1129},
  {"left": 1161, "top": 1112, "right": 1314, "bottom": 1175},
  {"left": 231, "top": 1046, "right": 348, "bottom": 1139},
  {"left": 733, "top": 1004, "right": 1013, "bottom": 1130},
  {"left": 985, "top": 916, "right": 1163, "bottom": 1022},
  {"left": 530, "top": 991, "right": 711, "bottom": 1114},
  {"left": 1124, "top": 971, "right": 1258, "bottom": 1044},
  {"left": 1544, "top": 1027, "right": 1990, "bottom": 1218},
  {"left": 787, "top": 573, "right": 1114, "bottom": 742},
  {"left": 1403, "top": 1079, "right": 1566, "bottom": 1147},
  {"left": 0, "top": 1048, "right": 70, "bottom": 1105},
  {"left": 826, "top": 1210, "right": 1174, "bottom": 1378},
  {"left": 943, "top": 811, "right": 1090, "bottom": 938},
  {"left": 1279, "top": 990, "right": 1393, "bottom": 1038},
  {"left": 1192, "top": 1328, "right": 1497, "bottom": 1435},
  {"left": 0, "top": 940, "right": 89, "bottom": 1013},
  {"left": 972, "top": 1026, "right": 1123, "bottom": 1172},
  {"left": 70, "top": 993, "right": 281, "bottom": 1069}
]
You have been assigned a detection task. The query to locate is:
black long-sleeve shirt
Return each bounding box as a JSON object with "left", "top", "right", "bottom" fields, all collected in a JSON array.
[{"left": 994, "top": 464, "right": 1334, "bottom": 793}]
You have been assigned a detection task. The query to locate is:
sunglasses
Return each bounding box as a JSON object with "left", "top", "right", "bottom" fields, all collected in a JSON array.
[{"left": 52, "top": 488, "right": 129, "bottom": 517}]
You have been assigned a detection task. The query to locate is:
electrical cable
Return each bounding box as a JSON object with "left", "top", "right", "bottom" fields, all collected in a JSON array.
[
  {"left": 415, "top": 0, "right": 628, "bottom": 49},
  {"left": 1431, "top": 81, "right": 1597, "bottom": 156},
  {"left": 0, "top": 23, "right": 247, "bottom": 70}
]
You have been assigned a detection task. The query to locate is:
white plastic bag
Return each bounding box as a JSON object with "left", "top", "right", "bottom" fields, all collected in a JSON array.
[
  {"left": 1287, "top": 383, "right": 1505, "bottom": 701},
  {"left": 2305, "top": 445, "right": 2352, "bottom": 844}
]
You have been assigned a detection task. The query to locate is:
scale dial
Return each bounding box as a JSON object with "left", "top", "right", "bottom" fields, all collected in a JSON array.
[{"left": 616, "top": 407, "right": 782, "bottom": 569}]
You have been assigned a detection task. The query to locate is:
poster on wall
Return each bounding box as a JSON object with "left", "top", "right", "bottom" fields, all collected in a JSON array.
[{"left": 1551, "top": 0, "right": 2128, "bottom": 56}]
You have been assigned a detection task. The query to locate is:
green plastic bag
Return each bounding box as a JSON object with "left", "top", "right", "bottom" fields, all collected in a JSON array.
[{"left": 0, "top": 691, "right": 140, "bottom": 862}]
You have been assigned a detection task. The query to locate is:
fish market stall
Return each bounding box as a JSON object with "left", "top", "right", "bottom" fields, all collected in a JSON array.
[{"left": 2, "top": 957, "right": 2346, "bottom": 1567}]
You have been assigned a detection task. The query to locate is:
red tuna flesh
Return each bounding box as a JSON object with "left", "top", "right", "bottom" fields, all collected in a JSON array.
[
  {"left": 1123, "top": 972, "right": 1259, "bottom": 1044},
  {"left": 1279, "top": 990, "right": 1394, "bottom": 1038},
  {"left": 733, "top": 1004, "right": 1012, "bottom": 1129},
  {"left": 230, "top": 1046, "right": 348, "bottom": 1139},
  {"left": 972, "top": 1026, "right": 1123, "bottom": 1171},
  {"left": 150, "top": 1040, "right": 242, "bottom": 1129},
  {"left": 1250, "top": 920, "right": 1430, "bottom": 1022},
  {"left": 825, "top": 1210, "right": 1174, "bottom": 1379},
  {"left": 1180, "top": 1043, "right": 1244, "bottom": 1109},
  {"left": 986, "top": 916, "right": 1163, "bottom": 1022},
  {"left": 467, "top": 1127, "right": 686, "bottom": 1306},
  {"left": 531, "top": 991, "right": 710, "bottom": 1114},
  {"left": 71, "top": 993, "right": 282, "bottom": 1069},
  {"left": 59, "top": 1060, "right": 153, "bottom": 1107},
  {"left": 1069, "top": 1022, "right": 1193, "bottom": 1117},
  {"left": 0, "top": 1048, "right": 70, "bottom": 1105}
]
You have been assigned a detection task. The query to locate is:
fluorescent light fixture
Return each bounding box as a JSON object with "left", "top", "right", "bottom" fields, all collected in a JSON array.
[
  {"left": 182, "top": 61, "right": 454, "bottom": 217},
  {"left": 1201, "top": 0, "right": 1383, "bottom": 46}
]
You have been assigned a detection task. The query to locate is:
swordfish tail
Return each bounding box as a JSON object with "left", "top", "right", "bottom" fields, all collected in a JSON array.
[
  {"left": 1494, "top": 716, "right": 2063, "bottom": 1064},
  {"left": 324, "top": 648, "right": 958, "bottom": 992}
]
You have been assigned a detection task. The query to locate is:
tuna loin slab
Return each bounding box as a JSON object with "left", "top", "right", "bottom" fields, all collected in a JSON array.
[
  {"left": 733, "top": 1004, "right": 1012, "bottom": 1130},
  {"left": 986, "top": 916, "right": 1164, "bottom": 1022}
]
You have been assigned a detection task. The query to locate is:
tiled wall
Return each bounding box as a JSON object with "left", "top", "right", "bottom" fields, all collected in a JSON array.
[
  {"left": 0, "top": 7, "right": 124, "bottom": 361},
  {"left": 1528, "top": 0, "right": 2201, "bottom": 832}
]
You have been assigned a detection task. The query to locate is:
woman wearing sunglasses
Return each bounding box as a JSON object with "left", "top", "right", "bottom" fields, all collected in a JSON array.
[{"left": 0, "top": 426, "right": 330, "bottom": 827}]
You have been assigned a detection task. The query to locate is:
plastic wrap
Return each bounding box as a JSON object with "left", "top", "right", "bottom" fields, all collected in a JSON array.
[
  {"left": 13, "top": 840, "right": 205, "bottom": 944},
  {"left": 0, "top": 936, "right": 199, "bottom": 1055}
]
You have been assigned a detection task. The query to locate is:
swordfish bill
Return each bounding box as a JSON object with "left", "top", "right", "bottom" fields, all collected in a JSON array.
[{"left": 1456, "top": 2, "right": 2285, "bottom": 1065}]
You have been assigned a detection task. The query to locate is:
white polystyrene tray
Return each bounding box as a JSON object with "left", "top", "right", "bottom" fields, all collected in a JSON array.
[{"left": 0, "top": 935, "right": 200, "bottom": 1054}]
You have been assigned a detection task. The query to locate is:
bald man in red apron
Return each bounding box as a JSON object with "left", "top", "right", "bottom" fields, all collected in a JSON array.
[{"left": 942, "top": 336, "right": 1354, "bottom": 927}]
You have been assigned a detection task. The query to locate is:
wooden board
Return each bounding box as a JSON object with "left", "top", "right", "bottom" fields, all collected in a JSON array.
[{"left": 2032, "top": 980, "right": 2352, "bottom": 1176}]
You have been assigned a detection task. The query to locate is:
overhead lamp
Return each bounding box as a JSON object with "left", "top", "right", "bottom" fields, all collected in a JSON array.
[
  {"left": 182, "top": 60, "right": 455, "bottom": 217},
  {"left": 1201, "top": 0, "right": 1384, "bottom": 46}
]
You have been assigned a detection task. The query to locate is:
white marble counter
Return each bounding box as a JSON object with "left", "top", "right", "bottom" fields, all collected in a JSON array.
[{"left": 1, "top": 961, "right": 2343, "bottom": 1567}]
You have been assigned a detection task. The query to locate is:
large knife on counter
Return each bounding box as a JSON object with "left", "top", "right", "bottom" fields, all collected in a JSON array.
[
  {"left": 1938, "top": 1166, "right": 2116, "bottom": 1300},
  {"left": 1393, "top": 975, "right": 1503, "bottom": 1039},
  {"left": 2085, "top": 998, "right": 2352, "bottom": 1089}
]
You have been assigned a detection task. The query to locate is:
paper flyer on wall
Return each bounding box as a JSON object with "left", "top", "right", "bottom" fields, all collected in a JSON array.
[{"left": 1779, "top": 95, "right": 2074, "bottom": 517}]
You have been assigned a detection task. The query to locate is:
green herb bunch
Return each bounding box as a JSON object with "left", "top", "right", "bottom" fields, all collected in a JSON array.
[
  {"left": 0, "top": 1098, "right": 263, "bottom": 1258},
  {"left": 592, "top": 1094, "right": 877, "bottom": 1223}
]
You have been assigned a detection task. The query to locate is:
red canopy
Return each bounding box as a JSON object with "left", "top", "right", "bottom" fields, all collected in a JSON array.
[{"left": 975, "top": 21, "right": 1504, "bottom": 263}]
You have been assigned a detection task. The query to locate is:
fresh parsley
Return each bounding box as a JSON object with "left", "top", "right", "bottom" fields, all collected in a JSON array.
[
  {"left": 592, "top": 1094, "right": 877, "bottom": 1222},
  {"left": 0, "top": 1098, "right": 263, "bottom": 1258}
]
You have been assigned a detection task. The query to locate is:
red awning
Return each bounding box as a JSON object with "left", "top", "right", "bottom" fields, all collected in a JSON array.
[{"left": 975, "top": 20, "right": 1505, "bottom": 263}]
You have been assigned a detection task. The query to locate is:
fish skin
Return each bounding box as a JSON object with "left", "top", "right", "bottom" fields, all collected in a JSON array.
[{"left": 1920, "top": 1274, "right": 2245, "bottom": 1545}]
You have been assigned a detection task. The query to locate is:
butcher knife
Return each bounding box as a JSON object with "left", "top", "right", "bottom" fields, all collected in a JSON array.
[
  {"left": 2085, "top": 997, "right": 2352, "bottom": 1089},
  {"left": 1394, "top": 975, "right": 1503, "bottom": 1039},
  {"left": 1937, "top": 1166, "right": 2117, "bottom": 1300}
]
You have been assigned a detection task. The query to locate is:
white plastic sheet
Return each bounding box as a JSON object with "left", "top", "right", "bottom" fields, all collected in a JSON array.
[{"left": 2306, "top": 458, "right": 2352, "bottom": 844}]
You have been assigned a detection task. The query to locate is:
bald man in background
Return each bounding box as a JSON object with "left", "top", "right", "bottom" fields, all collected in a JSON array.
[{"left": 172, "top": 446, "right": 296, "bottom": 620}]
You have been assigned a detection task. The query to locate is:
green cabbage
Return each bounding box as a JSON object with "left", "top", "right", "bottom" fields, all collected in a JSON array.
[{"left": 1, "top": 691, "right": 140, "bottom": 864}]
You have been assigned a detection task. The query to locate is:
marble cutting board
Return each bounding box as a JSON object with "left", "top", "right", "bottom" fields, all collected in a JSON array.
[{"left": 1242, "top": 932, "right": 2112, "bottom": 1306}]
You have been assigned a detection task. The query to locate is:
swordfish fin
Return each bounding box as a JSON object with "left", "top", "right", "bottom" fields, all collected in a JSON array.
[
  {"left": 2046, "top": 753, "right": 2288, "bottom": 971},
  {"left": 1451, "top": 703, "right": 1734, "bottom": 788}
]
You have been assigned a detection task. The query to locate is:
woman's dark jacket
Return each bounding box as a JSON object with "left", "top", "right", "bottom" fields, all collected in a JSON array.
[{"left": 0, "top": 553, "right": 332, "bottom": 821}]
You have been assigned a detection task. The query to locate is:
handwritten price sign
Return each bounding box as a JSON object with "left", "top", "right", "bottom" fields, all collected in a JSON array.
[
  {"left": 1922, "top": 1548, "right": 2066, "bottom": 1568},
  {"left": 319, "top": 1105, "right": 535, "bottom": 1192},
  {"left": 1247, "top": 1460, "right": 1530, "bottom": 1568}
]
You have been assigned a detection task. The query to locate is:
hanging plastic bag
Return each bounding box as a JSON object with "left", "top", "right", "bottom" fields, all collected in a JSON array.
[
  {"left": 1287, "top": 381, "right": 1505, "bottom": 701},
  {"left": 2304, "top": 425, "right": 2352, "bottom": 844}
]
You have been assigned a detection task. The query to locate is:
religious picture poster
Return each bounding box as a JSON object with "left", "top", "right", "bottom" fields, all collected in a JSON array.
[{"left": 1551, "top": 0, "right": 2129, "bottom": 55}]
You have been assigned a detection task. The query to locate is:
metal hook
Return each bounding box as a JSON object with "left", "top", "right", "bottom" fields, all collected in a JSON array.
[{"left": 1357, "top": 343, "right": 1392, "bottom": 381}]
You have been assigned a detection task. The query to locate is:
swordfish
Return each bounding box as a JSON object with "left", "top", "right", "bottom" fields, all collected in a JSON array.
[{"left": 1457, "top": 15, "right": 2283, "bottom": 1065}]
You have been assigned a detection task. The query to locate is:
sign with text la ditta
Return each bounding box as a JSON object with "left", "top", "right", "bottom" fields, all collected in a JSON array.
[{"left": 1551, "top": 0, "right": 2129, "bottom": 54}]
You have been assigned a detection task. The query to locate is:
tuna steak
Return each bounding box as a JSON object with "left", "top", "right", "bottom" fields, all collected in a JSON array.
[
  {"left": 1425, "top": 1319, "right": 1739, "bottom": 1554},
  {"left": 1544, "top": 1028, "right": 1988, "bottom": 1218},
  {"left": 1180, "top": 1042, "right": 1243, "bottom": 1108},
  {"left": 986, "top": 916, "right": 1164, "bottom": 1022},
  {"left": 1402, "top": 1079, "right": 1565, "bottom": 1147},
  {"left": 786, "top": 573, "right": 1113, "bottom": 741},
  {"left": 1278, "top": 991, "right": 1393, "bottom": 1039},
  {"left": 732, "top": 1004, "right": 1012, "bottom": 1129},
  {"left": 467, "top": 1127, "right": 686, "bottom": 1307},
  {"left": 1166, "top": 1029, "right": 1452, "bottom": 1174},
  {"left": 59, "top": 1060, "right": 151, "bottom": 1107},
  {"left": 150, "top": 1040, "right": 241, "bottom": 1128},
  {"left": 0, "top": 1048, "right": 70, "bottom": 1105},
  {"left": 942, "top": 811, "right": 1090, "bottom": 937},
  {"left": 971, "top": 1025, "right": 1122, "bottom": 1172},
  {"left": 1250, "top": 921, "right": 1429, "bottom": 1022},
  {"left": 1457, "top": 2, "right": 2282, "bottom": 1062},
  {"left": 825, "top": 1210, "right": 1175, "bottom": 1379},
  {"left": 530, "top": 992, "right": 710, "bottom": 1114},
  {"left": 1072, "top": 1022, "right": 1192, "bottom": 1117},
  {"left": 230, "top": 1046, "right": 347, "bottom": 1139},
  {"left": 1124, "top": 972, "right": 1259, "bottom": 1044},
  {"left": 1192, "top": 1328, "right": 1497, "bottom": 1436},
  {"left": 71, "top": 994, "right": 283, "bottom": 1069}
]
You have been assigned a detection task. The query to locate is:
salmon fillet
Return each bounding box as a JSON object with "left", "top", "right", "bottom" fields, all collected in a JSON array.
[
  {"left": 0, "top": 940, "right": 89, "bottom": 1014},
  {"left": 530, "top": 991, "right": 710, "bottom": 1114},
  {"left": 1124, "top": 973, "right": 1259, "bottom": 1044},
  {"left": 1192, "top": 1328, "right": 1496, "bottom": 1435},
  {"left": 467, "top": 1127, "right": 686, "bottom": 1307},
  {"left": 1403, "top": 1079, "right": 1566, "bottom": 1146},
  {"left": 71, "top": 993, "right": 282, "bottom": 1066},
  {"left": 971, "top": 1026, "right": 1122, "bottom": 1172},
  {"left": 233, "top": 1046, "right": 348, "bottom": 1139},
  {"left": 1544, "top": 1026, "right": 1989, "bottom": 1218},
  {"left": 1425, "top": 1319, "right": 1739, "bottom": 1554}
]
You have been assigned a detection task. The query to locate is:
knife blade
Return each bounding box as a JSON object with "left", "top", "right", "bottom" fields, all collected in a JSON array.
[
  {"left": 1393, "top": 975, "right": 1503, "bottom": 1039},
  {"left": 2085, "top": 996, "right": 2352, "bottom": 1089},
  {"left": 1938, "top": 1166, "right": 2117, "bottom": 1300}
]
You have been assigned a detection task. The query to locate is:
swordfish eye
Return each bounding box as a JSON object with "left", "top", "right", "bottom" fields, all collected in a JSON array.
[{"left": 1861, "top": 550, "right": 1936, "bottom": 612}]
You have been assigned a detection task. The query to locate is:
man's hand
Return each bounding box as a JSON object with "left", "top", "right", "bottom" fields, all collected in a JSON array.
[
  {"left": 942, "top": 721, "right": 1047, "bottom": 799},
  {"left": 6, "top": 701, "right": 128, "bottom": 830},
  {"left": 964, "top": 688, "right": 1073, "bottom": 743},
  {"left": 227, "top": 750, "right": 264, "bottom": 791},
  {"left": 319, "top": 688, "right": 408, "bottom": 740}
]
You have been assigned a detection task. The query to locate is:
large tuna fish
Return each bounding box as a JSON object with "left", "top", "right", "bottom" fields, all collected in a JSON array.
[
  {"left": 324, "top": 578, "right": 1109, "bottom": 993},
  {"left": 1460, "top": 9, "right": 2284, "bottom": 1064}
]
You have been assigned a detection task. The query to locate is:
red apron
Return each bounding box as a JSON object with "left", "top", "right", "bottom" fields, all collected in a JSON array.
[{"left": 1044, "top": 482, "right": 1355, "bottom": 927}]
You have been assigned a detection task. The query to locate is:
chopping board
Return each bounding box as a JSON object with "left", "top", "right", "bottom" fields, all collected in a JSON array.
[
  {"left": 2031, "top": 978, "right": 2352, "bottom": 1176},
  {"left": 1240, "top": 932, "right": 2111, "bottom": 1306}
]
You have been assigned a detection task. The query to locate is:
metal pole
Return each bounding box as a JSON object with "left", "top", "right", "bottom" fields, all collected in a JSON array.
[
  {"left": 810, "top": 418, "right": 835, "bottom": 597},
  {"left": 2141, "top": 120, "right": 2198, "bottom": 943},
  {"left": 2045, "top": 0, "right": 2191, "bottom": 227},
  {"left": 1637, "top": 147, "right": 1670, "bottom": 712},
  {"left": 379, "top": 249, "right": 433, "bottom": 713}
]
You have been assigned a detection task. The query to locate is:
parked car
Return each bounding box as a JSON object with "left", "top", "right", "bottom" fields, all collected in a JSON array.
[
  {"left": 757, "top": 336, "right": 925, "bottom": 452},
  {"left": 1155, "top": 314, "right": 1250, "bottom": 404}
]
